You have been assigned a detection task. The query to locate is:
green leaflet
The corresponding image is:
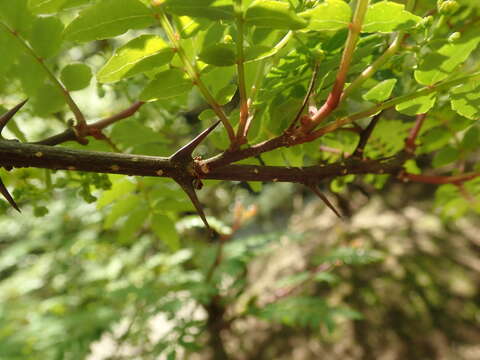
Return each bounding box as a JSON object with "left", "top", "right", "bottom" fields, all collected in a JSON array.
[
  {"left": 29, "top": 16, "right": 64, "bottom": 58},
  {"left": 363, "top": 1, "right": 422, "bottom": 33},
  {"left": 0, "top": 0, "right": 35, "bottom": 35},
  {"left": 28, "top": 0, "right": 67, "bottom": 14},
  {"left": 432, "top": 145, "right": 459, "bottom": 168},
  {"left": 461, "top": 126, "right": 480, "bottom": 151},
  {"left": 450, "top": 80, "right": 480, "bottom": 120},
  {"left": 60, "top": 63, "right": 92, "bottom": 91},
  {"left": 362, "top": 79, "right": 397, "bottom": 102},
  {"left": 163, "top": 0, "right": 234, "bottom": 20},
  {"left": 300, "top": 0, "right": 351, "bottom": 32},
  {"left": 104, "top": 194, "right": 142, "bottom": 229},
  {"left": 198, "top": 43, "right": 236, "bottom": 66},
  {"left": 415, "top": 31, "right": 480, "bottom": 85},
  {"left": 97, "top": 177, "right": 136, "bottom": 209},
  {"left": 151, "top": 213, "right": 180, "bottom": 251},
  {"left": 140, "top": 68, "right": 193, "bottom": 101},
  {"left": 97, "top": 35, "right": 174, "bottom": 83},
  {"left": 64, "top": 0, "right": 154, "bottom": 42},
  {"left": 395, "top": 92, "right": 436, "bottom": 116},
  {"left": 245, "top": 0, "right": 307, "bottom": 30},
  {"left": 119, "top": 207, "right": 149, "bottom": 244}
]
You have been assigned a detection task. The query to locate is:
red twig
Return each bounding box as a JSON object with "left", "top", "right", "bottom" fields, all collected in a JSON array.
[
  {"left": 405, "top": 113, "right": 427, "bottom": 154},
  {"left": 401, "top": 172, "right": 480, "bottom": 185}
]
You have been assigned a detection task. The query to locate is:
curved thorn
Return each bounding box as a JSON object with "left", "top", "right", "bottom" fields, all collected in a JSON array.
[
  {"left": 170, "top": 120, "right": 221, "bottom": 162},
  {"left": 0, "top": 99, "right": 28, "bottom": 134},
  {"left": 0, "top": 178, "right": 21, "bottom": 212},
  {"left": 175, "top": 178, "right": 211, "bottom": 232},
  {"left": 307, "top": 184, "right": 342, "bottom": 219}
]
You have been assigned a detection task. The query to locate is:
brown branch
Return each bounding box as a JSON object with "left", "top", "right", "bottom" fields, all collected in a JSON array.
[
  {"left": 35, "top": 101, "right": 145, "bottom": 146},
  {"left": 352, "top": 112, "right": 382, "bottom": 158},
  {"left": 0, "top": 140, "right": 411, "bottom": 183}
]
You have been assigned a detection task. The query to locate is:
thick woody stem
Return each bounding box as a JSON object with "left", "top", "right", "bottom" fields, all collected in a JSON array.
[{"left": 0, "top": 140, "right": 410, "bottom": 183}]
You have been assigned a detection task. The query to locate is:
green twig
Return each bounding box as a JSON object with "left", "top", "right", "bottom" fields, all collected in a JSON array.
[
  {"left": 234, "top": 0, "right": 249, "bottom": 145},
  {"left": 305, "top": 71, "right": 480, "bottom": 141},
  {"left": 154, "top": 10, "right": 236, "bottom": 145},
  {"left": 342, "top": 0, "right": 416, "bottom": 99},
  {"left": 0, "top": 21, "right": 87, "bottom": 133}
]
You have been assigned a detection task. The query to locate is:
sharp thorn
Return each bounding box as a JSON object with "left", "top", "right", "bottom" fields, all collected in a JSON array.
[
  {"left": 0, "top": 99, "right": 28, "bottom": 134},
  {"left": 0, "top": 178, "right": 21, "bottom": 212},
  {"left": 170, "top": 120, "right": 221, "bottom": 162},
  {"left": 175, "top": 178, "right": 212, "bottom": 232},
  {"left": 307, "top": 184, "right": 342, "bottom": 219}
]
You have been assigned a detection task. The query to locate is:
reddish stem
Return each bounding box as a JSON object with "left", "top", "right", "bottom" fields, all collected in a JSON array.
[
  {"left": 405, "top": 113, "right": 427, "bottom": 154},
  {"left": 402, "top": 172, "right": 480, "bottom": 185}
]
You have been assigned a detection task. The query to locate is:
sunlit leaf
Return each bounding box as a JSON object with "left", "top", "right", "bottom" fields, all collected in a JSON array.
[
  {"left": 164, "top": 0, "right": 234, "bottom": 20},
  {"left": 300, "top": 0, "right": 351, "bottom": 32},
  {"left": 450, "top": 80, "right": 480, "bottom": 120},
  {"left": 98, "top": 35, "right": 174, "bottom": 83},
  {"left": 64, "top": 0, "right": 154, "bottom": 42},
  {"left": 151, "top": 213, "right": 180, "bottom": 251},
  {"left": 415, "top": 31, "right": 480, "bottom": 85},
  {"left": 245, "top": 0, "right": 307, "bottom": 30},
  {"left": 363, "top": 1, "right": 422, "bottom": 33},
  {"left": 362, "top": 79, "right": 397, "bottom": 102}
]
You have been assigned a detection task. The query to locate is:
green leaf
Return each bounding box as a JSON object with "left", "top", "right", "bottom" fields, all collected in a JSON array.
[
  {"left": 31, "top": 83, "right": 66, "bottom": 115},
  {"left": 29, "top": 16, "right": 64, "bottom": 58},
  {"left": 28, "top": 0, "right": 67, "bottom": 14},
  {"left": 395, "top": 92, "right": 436, "bottom": 116},
  {"left": 0, "top": 0, "right": 35, "bottom": 35},
  {"left": 97, "top": 35, "right": 174, "bottom": 83},
  {"left": 198, "top": 43, "right": 236, "bottom": 66},
  {"left": 419, "top": 127, "right": 452, "bottom": 153},
  {"left": 245, "top": 0, "right": 307, "bottom": 30},
  {"left": 362, "top": 79, "right": 397, "bottom": 102},
  {"left": 97, "top": 177, "right": 136, "bottom": 209},
  {"left": 164, "top": 0, "right": 234, "bottom": 20},
  {"left": 64, "top": 0, "right": 154, "bottom": 42},
  {"left": 432, "top": 145, "right": 459, "bottom": 168},
  {"left": 110, "top": 119, "right": 169, "bottom": 148},
  {"left": 119, "top": 207, "right": 149, "bottom": 244},
  {"left": 104, "top": 194, "right": 141, "bottom": 229},
  {"left": 300, "top": 0, "right": 351, "bottom": 32},
  {"left": 450, "top": 80, "right": 480, "bottom": 120},
  {"left": 151, "top": 213, "right": 180, "bottom": 251},
  {"left": 414, "top": 31, "right": 480, "bottom": 85},
  {"left": 60, "top": 63, "right": 92, "bottom": 91},
  {"left": 140, "top": 69, "right": 193, "bottom": 101},
  {"left": 363, "top": 1, "right": 422, "bottom": 33},
  {"left": 461, "top": 126, "right": 480, "bottom": 151}
]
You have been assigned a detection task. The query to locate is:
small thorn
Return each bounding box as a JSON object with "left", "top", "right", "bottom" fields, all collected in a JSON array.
[
  {"left": 170, "top": 120, "right": 221, "bottom": 163},
  {"left": 0, "top": 178, "right": 21, "bottom": 212},
  {"left": 307, "top": 184, "right": 342, "bottom": 219},
  {"left": 0, "top": 99, "right": 28, "bottom": 134},
  {"left": 175, "top": 177, "right": 212, "bottom": 232}
]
